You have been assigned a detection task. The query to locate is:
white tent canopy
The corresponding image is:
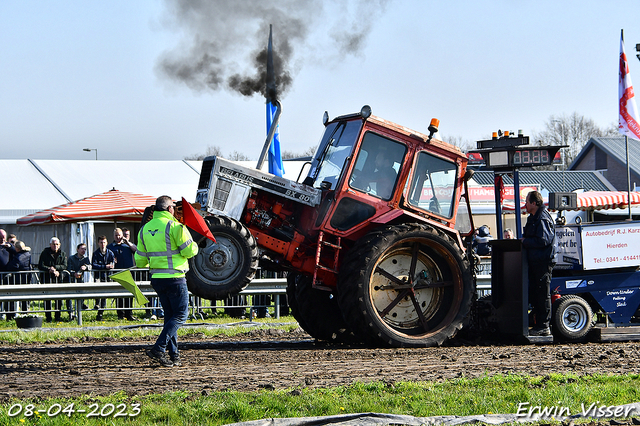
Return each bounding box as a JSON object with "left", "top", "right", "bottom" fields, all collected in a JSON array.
[
  {"left": 0, "top": 160, "right": 70, "bottom": 223},
  {"left": 1, "top": 159, "right": 307, "bottom": 225}
]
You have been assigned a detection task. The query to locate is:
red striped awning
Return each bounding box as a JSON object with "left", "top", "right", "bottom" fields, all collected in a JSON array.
[
  {"left": 17, "top": 189, "right": 158, "bottom": 225},
  {"left": 499, "top": 191, "right": 640, "bottom": 212},
  {"left": 575, "top": 191, "right": 640, "bottom": 211}
]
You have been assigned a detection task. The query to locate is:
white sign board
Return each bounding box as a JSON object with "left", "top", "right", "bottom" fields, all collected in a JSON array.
[
  {"left": 554, "top": 226, "right": 582, "bottom": 269},
  {"left": 581, "top": 222, "right": 640, "bottom": 270}
]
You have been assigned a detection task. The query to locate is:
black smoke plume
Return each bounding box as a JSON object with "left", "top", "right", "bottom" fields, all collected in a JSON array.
[{"left": 157, "top": 0, "right": 389, "bottom": 100}]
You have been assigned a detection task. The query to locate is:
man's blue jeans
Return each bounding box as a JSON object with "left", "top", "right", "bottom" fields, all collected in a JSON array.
[{"left": 150, "top": 277, "right": 189, "bottom": 355}]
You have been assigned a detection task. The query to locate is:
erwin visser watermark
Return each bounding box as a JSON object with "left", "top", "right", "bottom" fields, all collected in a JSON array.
[{"left": 516, "top": 402, "right": 636, "bottom": 419}]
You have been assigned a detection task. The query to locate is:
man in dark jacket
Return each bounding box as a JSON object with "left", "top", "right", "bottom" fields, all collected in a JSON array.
[
  {"left": 6, "top": 241, "right": 32, "bottom": 315},
  {"left": 92, "top": 236, "right": 115, "bottom": 321},
  {"left": 108, "top": 228, "right": 137, "bottom": 320},
  {"left": 522, "top": 191, "right": 557, "bottom": 336},
  {"left": 0, "top": 229, "right": 14, "bottom": 272},
  {"left": 38, "top": 237, "right": 68, "bottom": 322},
  {"left": 68, "top": 243, "right": 91, "bottom": 311}
]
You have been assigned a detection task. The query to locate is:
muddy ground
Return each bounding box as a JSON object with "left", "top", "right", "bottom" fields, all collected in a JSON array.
[{"left": 1, "top": 327, "right": 640, "bottom": 401}]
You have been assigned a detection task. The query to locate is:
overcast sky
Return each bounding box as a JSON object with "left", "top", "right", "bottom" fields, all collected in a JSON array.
[{"left": 2, "top": 0, "right": 640, "bottom": 161}]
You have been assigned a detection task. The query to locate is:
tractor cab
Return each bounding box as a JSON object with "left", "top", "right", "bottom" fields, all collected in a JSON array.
[{"left": 303, "top": 106, "right": 471, "bottom": 242}]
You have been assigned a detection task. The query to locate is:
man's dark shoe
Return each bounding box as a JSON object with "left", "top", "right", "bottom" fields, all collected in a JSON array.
[
  {"left": 95, "top": 314, "right": 102, "bottom": 321},
  {"left": 146, "top": 349, "right": 173, "bottom": 367},
  {"left": 170, "top": 353, "right": 182, "bottom": 367},
  {"left": 529, "top": 326, "right": 551, "bottom": 336},
  {"left": 125, "top": 315, "right": 138, "bottom": 321}
]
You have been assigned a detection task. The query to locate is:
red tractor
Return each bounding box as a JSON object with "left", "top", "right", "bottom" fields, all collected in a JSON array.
[{"left": 189, "top": 105, "right": 476, "bottom": 347}]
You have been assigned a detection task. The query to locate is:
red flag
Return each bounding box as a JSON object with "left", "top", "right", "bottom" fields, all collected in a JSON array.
[
  {"left": 181, "top": 197, "right": 216, "bottom": 242},
  {"left": 619, "top": 31, "right": 640, "bottom": 139}
]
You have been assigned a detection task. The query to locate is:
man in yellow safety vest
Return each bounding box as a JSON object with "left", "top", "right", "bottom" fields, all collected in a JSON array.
[{"left": 135, "top": 195, "right": 198, "bottom": 367}]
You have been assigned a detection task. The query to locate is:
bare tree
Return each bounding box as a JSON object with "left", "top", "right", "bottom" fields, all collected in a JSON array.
[
  {"left": 442, "top": 135, "right": 475, "bottom": 152},
  {"left": 227, "top": 150, "right": 251, "bottom": 161},
  {"left": 184, "top": 145, "right": 223, "bottom": 161},
  {"left": 282, "top": 145, "right": 318, "bottom": 160},
  {"left": 531, "top": 113, "right": 618, "bottom": 166}
]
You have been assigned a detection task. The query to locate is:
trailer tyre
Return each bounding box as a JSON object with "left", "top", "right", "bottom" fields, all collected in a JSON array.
[
  {"left": 187, "top": 215, "right": 258, "bottom": 300},
  {"left": 338, "top": 224, "right": 474, "bottom": 347},
  {"left": 553, "top": 295, "right": 594, "bottom": 340}
]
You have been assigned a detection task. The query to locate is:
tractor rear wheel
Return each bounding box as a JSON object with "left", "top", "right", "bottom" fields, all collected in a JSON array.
[
  {"left": 288, "top": 273, "right": 354, "bottom": 343},
  {"left": 187, "top": 215, "right": 258, "bottom": 300},
  {"left": 552, "top": 295, "right": 594, "bottom": 340},
  {"left": 338, "top": 224, "right": 474, "bottom": 347}
]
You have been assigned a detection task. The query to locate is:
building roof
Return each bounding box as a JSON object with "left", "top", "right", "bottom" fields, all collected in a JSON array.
[
  {"left": 470, "top": 170, "right": 614, "bottom": 194},
  {"left": 569, "top": 136, "right": 640, "bottom": 175}
]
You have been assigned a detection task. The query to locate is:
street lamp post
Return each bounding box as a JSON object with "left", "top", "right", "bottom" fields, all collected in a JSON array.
[{"left": 83, "top": 148, "right": 98, "bottom": 160}]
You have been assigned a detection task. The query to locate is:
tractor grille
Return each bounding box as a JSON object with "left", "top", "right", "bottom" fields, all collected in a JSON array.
[
  {"left": 212, "top": 178, "right": 232, "bottom": 211},
  {"left": 198, "top": 159, "right": 215, "bottom": 189}
]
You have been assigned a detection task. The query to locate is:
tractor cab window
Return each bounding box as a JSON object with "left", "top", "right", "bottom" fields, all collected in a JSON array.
[
  {"left": 407, "top": 152, "right": 458, "bottom": 218},
  {"left": 307, "top": 120, "right": 363, "bottom": 190},
  {"left": 349, "top": 132, "right": 406, "bottom": 200}
]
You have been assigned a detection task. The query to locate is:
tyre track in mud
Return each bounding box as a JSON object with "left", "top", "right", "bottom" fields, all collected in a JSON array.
[{"left": 1, "top": 328, "right": 640, "bottom": 400}]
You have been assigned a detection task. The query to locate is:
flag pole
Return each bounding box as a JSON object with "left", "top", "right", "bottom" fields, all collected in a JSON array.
[
  {"left": 627, "top": 134, "right": 632, "bottom": 219},
  {"left": 256, "top": 24, "right": 283, "bottom": 175},
  {"left": 623, "top": 30, "right": 632, "bottom": 219},
  {"left": 620, "top": 29, "right": 637, "bottom": 220}
]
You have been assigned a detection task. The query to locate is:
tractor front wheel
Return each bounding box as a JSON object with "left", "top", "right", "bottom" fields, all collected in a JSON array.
[{"left": 187, "top": 215, "right": 258, "bottom": 300}]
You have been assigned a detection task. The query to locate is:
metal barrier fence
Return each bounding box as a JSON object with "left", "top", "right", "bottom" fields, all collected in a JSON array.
[
  {"left": 0, "top": 269, "right": 288, "bottom": 326},
  {"left": 0, "top": 260, "right": 491, "bottom": 326}
]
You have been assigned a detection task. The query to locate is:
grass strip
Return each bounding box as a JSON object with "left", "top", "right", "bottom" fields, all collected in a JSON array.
[
  {"left": 0, "top": 314, "right": 299, "bottom": 344},
  {"left": 1, "top": 373, "right": 639, "bottom": 425}
]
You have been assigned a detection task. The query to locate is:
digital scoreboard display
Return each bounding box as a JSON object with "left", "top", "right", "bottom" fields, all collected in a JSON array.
[
  {"left": 472, "top": 146, "right": 564, "bottom": 170},
  {"left": 512, "top": 148, "right": 553, "bottom": 166}
]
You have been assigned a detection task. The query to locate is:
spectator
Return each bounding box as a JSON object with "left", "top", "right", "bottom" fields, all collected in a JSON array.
[
  {"left": 7, "top": 234, "right": 17, "bottom": 245},
  {"left": 0, "top": 229, "right": 15, "bottom": 272},
  {"left": 68, "top": 243, "right": 91, "bottom": 311},
  {"left": 92, "top": 235, "right": 115, "bottom": 321},
  {"left": 473, "top": 225, "right": 493, "bottom": 256},
  {"left": 4, "top": 240, "right": 31, "bottom": 318},
  {"left": 0, "top": 229, "right": 17, "bottom": 319},
  {"left": 503, "top": 228, "right": 515, "bottom": 239},
  {"left": 108, "top": 228, "right": 137, "bottom": 321},
  {"left": 38, "top": 237, "right": 68, "bottom": 322},
  {"left": 127, "top": 227, "right": 158, "bottom": 319}
]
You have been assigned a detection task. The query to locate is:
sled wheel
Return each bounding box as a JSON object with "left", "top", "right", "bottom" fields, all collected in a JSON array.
[
  {"left": 553, "top": 295, "right": 593, "bottom": 340},
  {"left": 187, "top": 215, "right": 258, "bottom": 300},
  {"left": 338, "top": 224, "right": 474, "bottom": 347},
  {"left": 289, "top": 274, "right": 355, "bottom": 343}
]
